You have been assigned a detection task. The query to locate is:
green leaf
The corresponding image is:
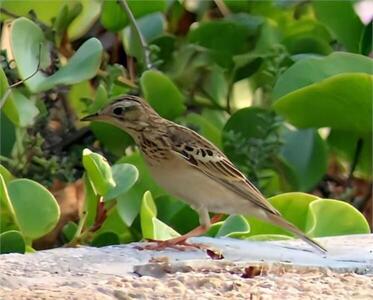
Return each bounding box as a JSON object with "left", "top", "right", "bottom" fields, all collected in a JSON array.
[
  {"left": 104, "top": 163, "right": 139, "bottom": 201},
  {"left": 0, "top": 66, "right": 18, "bottom": 125},
  {"left": 201, "top": 65, "right": 228, "bottom": 107},
  {"left": 83, "top": 175, "right": 98, "bottom": 228},
  {"left": 67, "top": 0, "right": 102, "bottom": 40},
  {"left": 306, "top": 199, "right": 370, "bottom": 237},
  {"left": 0, "top": 165, "right": 14, "bottom": 184},
  {"left": 188, "top": 19, "right": 255, "bottom": 56},
  {"left": 36, "top": 38, "right": 103, "bottom": 91},
  {"left": 216, "top": 215, "right": 250, "bottom": 238},
  {"left": 313, "top": 0, "right": 364, "bottom": 53},
  {"left": 155, "top": 195, "right": 199, "bottom": 234},
  {"left": 82, "top": 149, "right": 116, "bottom": 196},
  {"left": 101, "top": 0, "right": 166, "bottom": 31},
  {"left": 11, "top": 18, "right": 103, "bottom": 92},
  {"left": 281, "top": 128, "right": 327, "bottom": 191},
  {"left": 1, "top": 1, "right": 65, "bottom": 24},
  {"left": 7, "top": 179, "right": 60, "bottom": 240},
  {"left": 246, "top": 192, "right": 320, "bottom": 237},
  {"left": 0, "top": 111, "right": 16, "bottom": 157},
  {"left": 116, "top": 152, "right": 164, "bottom": 226},
  {"left": 140, "top": 69, "right": 185, "bottom": 119},
  {"left": 247, "top": 234, "right": 293, "bottom": 241},
  {"left": 91, "top": 231, "right": 120, "bottom": 247},
  {"left": 282, "top": 19, "right": 333, "bottom": 55},
  {"left": 122, "top": 12, "right": 165, "bottom": 62},
  {"left": 12, "top": 90, "right": 39, "bottom": 127},
  {"left": 0, "top": 230, "right": 25, "bottom": 254},
  {"left": 273, "top": 73, "right": 373, "bottom": 133},
  {"left": 272, "top": 52, "right": 373, "bottom": 101},
  {"left": 62, "top": 221, "right": 78, "bottom": 242},
  {"left": 140, "top": 191, "right": 179, "bottom": 240}
]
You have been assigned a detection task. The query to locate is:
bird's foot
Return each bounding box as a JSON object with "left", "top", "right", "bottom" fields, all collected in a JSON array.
[{"left": 137, "top": 239, "right": 208, "bottom": 251}]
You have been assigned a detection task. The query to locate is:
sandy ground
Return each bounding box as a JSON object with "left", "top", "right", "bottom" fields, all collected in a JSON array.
[
  {"left": 1, "top": 235, "right": 372, "bottom": 299},
  {"left": 0, "top": 266, "right": 372, "bottom": 300}
]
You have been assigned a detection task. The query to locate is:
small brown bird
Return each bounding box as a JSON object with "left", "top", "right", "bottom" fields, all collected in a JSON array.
[{"left": 82, "top": 95, "right": 326, "bottom": 253}]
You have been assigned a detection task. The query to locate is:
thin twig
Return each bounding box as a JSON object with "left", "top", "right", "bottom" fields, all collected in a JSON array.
[
  {"left": 213, "top": 0, "right": 231, "bottom": 16},
  {"left": 118, "top": 0, "right": 152, "bottom": 69}
]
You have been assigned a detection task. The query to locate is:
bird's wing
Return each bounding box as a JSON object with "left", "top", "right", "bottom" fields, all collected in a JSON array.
[{"left": 167, "top": 124, "right": 280, "bottom": 216}]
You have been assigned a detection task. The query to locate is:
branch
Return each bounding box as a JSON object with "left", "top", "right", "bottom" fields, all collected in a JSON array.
[{"left": 118, "top": 0, "right": 152, "bottom": 69}]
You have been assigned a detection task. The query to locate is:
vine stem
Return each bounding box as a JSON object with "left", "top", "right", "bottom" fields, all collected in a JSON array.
[{"left": 118, "top": 0, "right": 152, "bottom": 70}]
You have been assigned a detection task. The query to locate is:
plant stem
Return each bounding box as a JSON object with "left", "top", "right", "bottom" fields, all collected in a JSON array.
[{"left": 118, "top": 0, "right": 152, "bottom": 69}]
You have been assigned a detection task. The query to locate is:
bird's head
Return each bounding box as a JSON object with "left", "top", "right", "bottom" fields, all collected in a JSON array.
[{"left": 81, "top": 95, "right": 160, "bottom": 134}]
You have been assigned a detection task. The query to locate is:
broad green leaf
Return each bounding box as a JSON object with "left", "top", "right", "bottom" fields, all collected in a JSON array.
[
  {"left": 282, "top": 19, "right": 333, "bottom": 55},
  {"left": 11, "top": 18, "right": 103, "bottom": 92},
  {"left": 328, "top": 130, "right": 372, "bottom": 178},
  {"left": 306, "top": 199, "right": 370, "bottom": 237},
  {"left": 82, "top": 149, "right": 116, "bottom": 196},
  {"left": 246, "top": 193, "right": 320, "bottom": 237},
  {"left": 188, "top": 19, "right": 255, "bottom": 56},
  {"left": 104, "top": 163, "right": 139, "bottom": 201},
  {"left": 0, "top": 165, "right": 14, "bottom": 184},
  {"left": 0, "top": 66, "right": 18, "bottom": 125},
  {"left": 273, "top": 73, "right": 373, "bottom": 133},
  {"left": 83, "top": 175, "right": 98, "bottom": 228},
  {"left": 101, "top": 0, "right": 166, "bottom": 31},
  {"left": 247, "top": 234, "right": 293, "bottom": 241},
  {"left": 281, "top": 128, "right": 327, "bottom": 191},
  {"left": 62, "top": 221, "right": 78, "bottom": 242},
  {"left": 10, "top": 17, "right": 52, "bottom": 92},
  {"left": 67, "top": 0, "right": 101, "bottom": 40},
  {"left": 140, "top": 70, "right": 185, "bottom": 119},
  {"left": 91, "top": 231, "right": 120, "bottom": 247},
  {"left": 0, "top": 173, "right": 17, "bottom": 228},
  {"left": 12, "top": 90, "right": 39, "bottom": 127},
  {"left": 140, "top": 191, "right": 179, "bottom": 240},
  {"left": 272, "top": 52, "right": 373, "bottom": 100},
  {"left": 223, "top": 107, "right": 272, "bottom": 166},
  {"left": 155, "top": 194, "right": 199, "bottom": 234},
  {"left": 122, "top": 12, "right": 165, "bottom": 63},
  {"left": 0, "top": 230, "right": 25, "bottom": 254},
  {"left": 216, "top": 215, "right": 250, "bottom": 238},
  {"left": 116, "top": 152, "right": 164, "bottom": 226},
  {"left": 313, "top": 0, "right": 363, "bottom": 53},
  {"left": 7, "top": 179, "right": 60, "bottom": 240},
  {"left": 201, "top": 65, "right": 228, "bottom": 107},
  {"left": 36, "top": 38, "right": 103, "bottom": 91},
  {"left": 1, "top": 0, "right": 65, "bottom": 24}
]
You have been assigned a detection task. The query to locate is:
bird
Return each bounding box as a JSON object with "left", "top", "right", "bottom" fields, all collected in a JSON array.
[{"left": 81, "top": 95, "right": 326, "bottom": 253}]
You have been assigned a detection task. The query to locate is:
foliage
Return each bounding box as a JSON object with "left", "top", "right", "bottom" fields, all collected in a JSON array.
[{"left": 0, "top": 0, "right": 371, "bottom": 254}]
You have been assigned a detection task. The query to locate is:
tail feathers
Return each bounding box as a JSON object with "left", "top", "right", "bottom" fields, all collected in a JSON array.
[{"left": 267, "top": 213, "right": 327, "bottom": 254}]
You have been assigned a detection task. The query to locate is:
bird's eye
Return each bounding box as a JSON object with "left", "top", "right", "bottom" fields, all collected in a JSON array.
[{"left": 113, "top": 107, "right": 124, "bottom": 116}]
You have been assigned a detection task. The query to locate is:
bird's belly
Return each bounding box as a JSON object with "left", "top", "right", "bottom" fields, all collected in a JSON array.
[{"left": 147, "top": 160, "right": 249, "bottom": 213}]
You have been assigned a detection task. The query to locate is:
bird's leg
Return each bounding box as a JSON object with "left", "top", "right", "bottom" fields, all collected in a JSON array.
[{"left": 139, "top": 213, "right": 223, "bottom": 251}]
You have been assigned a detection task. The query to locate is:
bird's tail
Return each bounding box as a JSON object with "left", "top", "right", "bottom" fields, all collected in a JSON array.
[{"left": 266, "top": 213, "right": 327, "bottom": 254}]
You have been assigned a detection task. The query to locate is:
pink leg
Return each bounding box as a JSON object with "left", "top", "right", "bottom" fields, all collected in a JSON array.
[{"left": 139, "top": 214, "right": 224, "bottom": 251}]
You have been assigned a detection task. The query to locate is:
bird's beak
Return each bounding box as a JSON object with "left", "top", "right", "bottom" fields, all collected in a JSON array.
[{"left": 81, "top": 113, "right": 99, "bottom": 122}]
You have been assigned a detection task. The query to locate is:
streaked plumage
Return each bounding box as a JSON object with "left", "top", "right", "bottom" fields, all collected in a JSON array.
[{"left": 82, "top": 95, "right": 326, "bottom": 253}]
